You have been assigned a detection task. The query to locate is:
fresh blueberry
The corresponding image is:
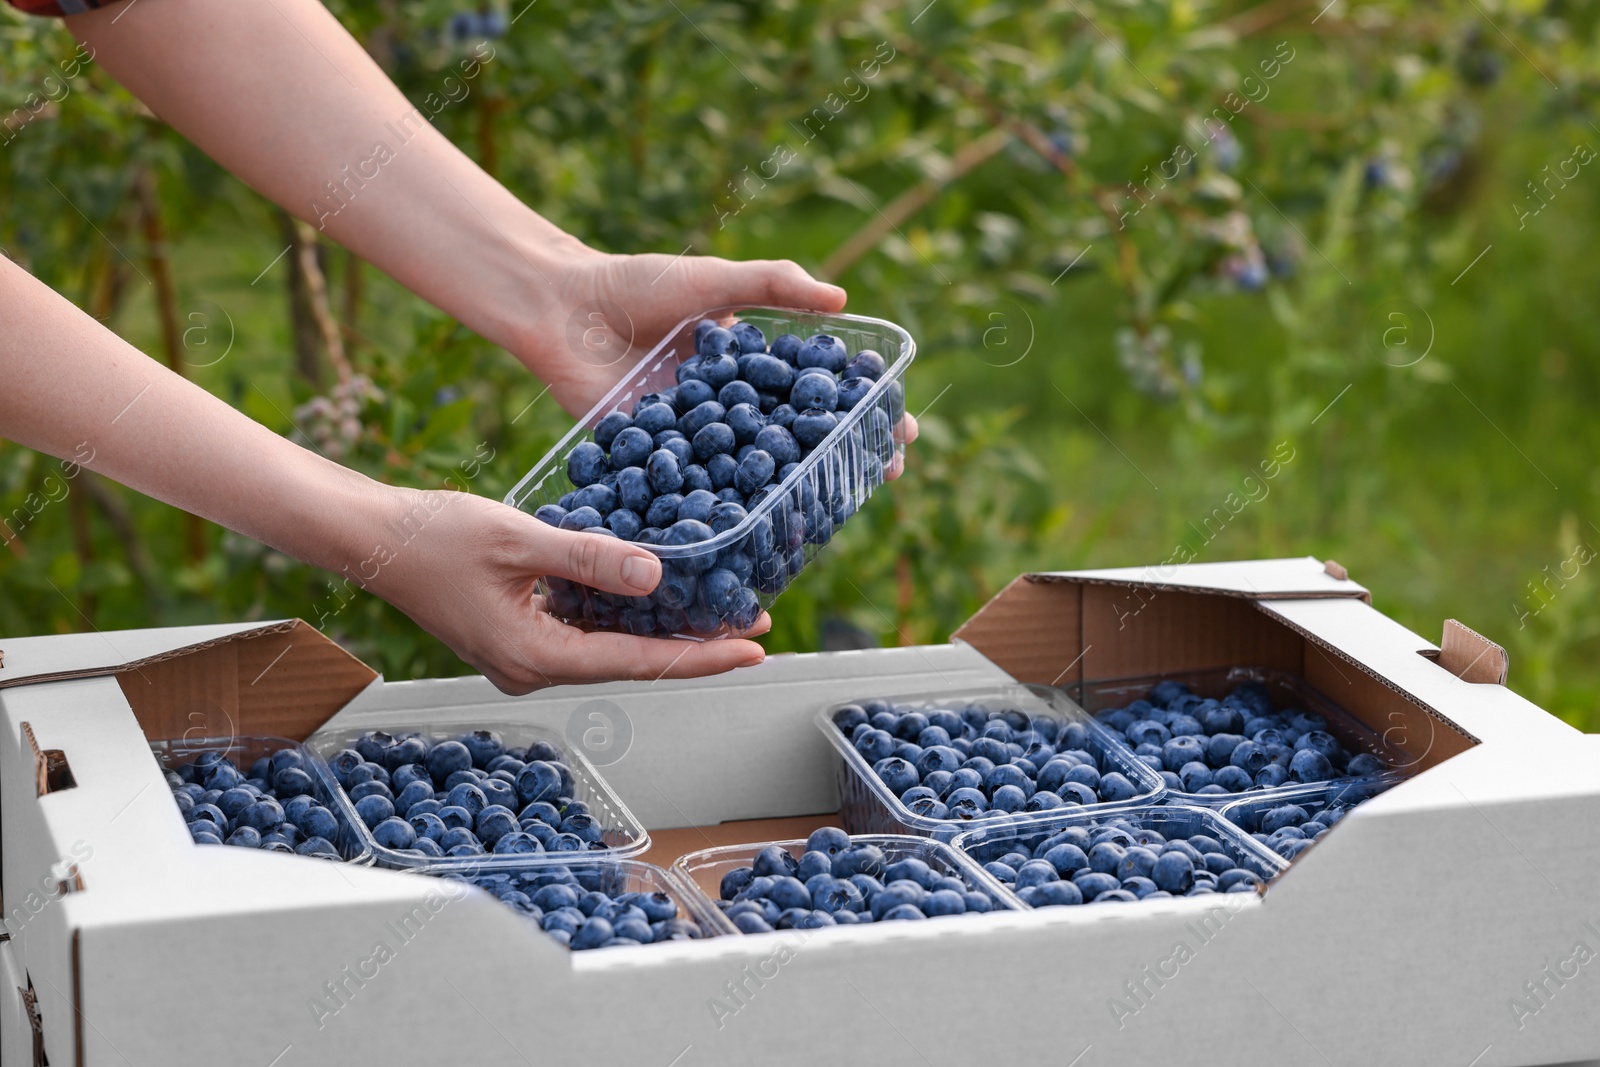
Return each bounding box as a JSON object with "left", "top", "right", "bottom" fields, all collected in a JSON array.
[
  {"left": 836, "top": 377, "right": 874, "bottom": 411},
  {"left": 696, "top": 326, "right": 739, "bottom": 358},
  {"left": 646, "top": 493, "right": 685, "bottom": 529},
  {"left": 797, "top": 334, "right": 849, "bottom": 373},
  {"left": 730, "top": 322, "right": 767, "bottom": 353},
  {"left": 645, "top": 448, "right": 685, "bottom": 495},
  {"left": 792, "top": 409, "right": 838, "bottom": 449},
  {"left": 693, "top": 422, "right": 736, "bottom": 460},
  {"left": 789, "top": 374, "right": 838, "bottom": 413},
  {"left": 609, "top": 426, "right": 654, "bottom": 469},
  {"left": 845, "top": 350, "right": 887, "bottom": 380},
  {"left": 594, "top": 412, "right": 632, "bottom": 451}
]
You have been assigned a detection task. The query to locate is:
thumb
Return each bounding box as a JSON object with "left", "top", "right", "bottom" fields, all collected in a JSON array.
[
  {"left": 686, "top": 256, "right": 848, "bottom": 313},
  {"left": 535, "top": 525, "right": 662, "bottom": 597}
]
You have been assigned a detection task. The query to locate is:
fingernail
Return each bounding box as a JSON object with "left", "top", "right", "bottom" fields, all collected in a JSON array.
[
  {"left": 621, "top": 554, "right": 660, "bottom": 593},
  {"left": 740, "top": 651, "right": 765, "bottom": 668}
]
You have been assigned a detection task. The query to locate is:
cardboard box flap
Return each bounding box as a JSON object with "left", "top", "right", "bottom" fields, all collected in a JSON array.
[
  {"left": 0, "top": 620, "right": 377, "bottom": 744},
  {"left": 1016, "top": 556, "right": 1370, "bottom": 600}
]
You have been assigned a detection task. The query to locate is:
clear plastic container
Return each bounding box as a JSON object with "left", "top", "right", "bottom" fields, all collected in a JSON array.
[
  {"left": 816, "top": 685, "right": 1167, "bottom": 842},
  {"left": 303, "top": 721, "right": 650, "bottom": 872},
  {"left": 505, "top": 305, "right": 915, "bottom": 639},
  {"left": 150, "top": 735, "right": 372, "bottom": 864},
  {"left": 673, "top": 833, "right": 1022, "bottom": 924},
  {"left": 1068, "top": 666, "right": 1409, "bottom": 806},
  {"left": 953, "top": 804, "right": 1286, "bottom": 904},
  {"left": 433, "top": 858, "right": 736, "bottom": 949},
  {"left": 1219, "top": 777, "right": 1398, "bottom": 861}
]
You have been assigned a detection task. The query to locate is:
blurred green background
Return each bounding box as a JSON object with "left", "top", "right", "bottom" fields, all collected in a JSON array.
[{"left": 2, "top": 1, "right": 1596, "bottom": 730}]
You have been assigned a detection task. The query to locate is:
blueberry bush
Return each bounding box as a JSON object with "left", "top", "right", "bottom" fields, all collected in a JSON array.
[{"left": 2, "top": 1, "right": 1597, "bottom": 729}]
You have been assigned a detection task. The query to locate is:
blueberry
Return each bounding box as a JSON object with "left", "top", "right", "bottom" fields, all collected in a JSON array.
[
  {"left": 420, "top": 739, "right": 468, "bottom": 783},
  {"left": 693, "top": 422, "right": 736, "bottom": 460},
  {"left": 609, "top": 426, "right": 654, "bottom": 469},
  {"left": 557, "top": 506, "right": 603, "bottom": 533},
  {"left": 594, "top": 412, "right": 632, "bottom": 451},
  {"left": 696, "top": 326, "right": 739, "bottom": 358},
  {"left": 516, "top": 762, "right": 564, "bottom": 805},
  {"left": 643, "top": 448, "right": 685, "bottom": 495},
  {"left": 768, "top": 404, "right": 798, "bottom": 430},
  {"left": 373, "top": 816, "right": 417, "bottom": 850},
  {"left": 623, "top": 399, "right": 674, "bottom": 436},
  {"left": 806, "top": 826, "right": 851, "bottom": 857},
  {"left": 836, "top": 377, "right": 874, "bottom": 411},
  {"left": 791, "top": 409, "right": 837, "bottom": 450},
  {"left": 571, "top": 483, "right": 618, "bottom": 516},
  {"left": 740, "top": 353, "right": 795, "bottom": 394},
  {"left": 730, "top": 321, "right": 767, "bottom": 353},
  {"left": 1151, "top": 852, "right": 1195, "bottom": 894},
  {"left": 789, "top": 374, "right": 839, "bottom": 413},
  {"left": 646, "top": 493, "right": 685, "bottom": 529},
  {"left": 677, "top": 400, "right": 726, "bottom": 440},
  {"left": 769, "top": 333, "right": 803, "bottom": 364},
  {"left": 753, "top": 844, "right": 799, "bottom": 879},
  {"left": 1346, "top": 753, "right": 1388, "bottom": 776},
  {"left": 698, "top": 354, "right": 739, "bottom": 391},
  {"left": 676, "top": 490, "right": 719, "bottom": 526},
  {"left": 705, "top": 502, "right": 748, "bottom": 535},
  {"left": 845, "top": 350, "right": 887, "bottom": 380},
  {"left": 797, "top": 334, "right": 849, "bottom": 373},
  {"left": 751, "top": 424, "right": 802, "bottom": 468},
  {"left": 706, "top": 453, "right": 740, "bottom": 492},
  {"left": 1289, "top": 748, "right": 1335, "bottom": 783}
]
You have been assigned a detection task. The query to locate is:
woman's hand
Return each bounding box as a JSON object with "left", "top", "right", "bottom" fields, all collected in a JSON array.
[
  {"left": 362, "top": 488, "right": 769, "bottom": 695},
  {"left": 508, "top": 249, "right": 920, "bottom": 466}
]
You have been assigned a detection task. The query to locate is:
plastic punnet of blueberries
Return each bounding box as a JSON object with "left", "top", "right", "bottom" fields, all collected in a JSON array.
[
  {"left": 1227, "top": 780, "right": 1395, "bottom": 861},
  {"left": 446, "top": 866, "right": 710, "bottom": 950},
  {"left": 1090, "top": 679, "right": 1392, "bottom": 795},
  {"left": 164, "top": 747, "right": 347, "bottom": 860},
  {"left": 536, "top": 319, "right": 905, "bottom": 639},
  {"left": 328, "top": 729, "right": 624, "bottom": 860},
  {"left": 713, "top": 827, "right": 1001, "bottom": 931},
  {"left": 833, "top": 696, "right": 1157, "bottom": 822},
  {"left": 971, "top": 815, "right": 1270, "bottom": 906}
]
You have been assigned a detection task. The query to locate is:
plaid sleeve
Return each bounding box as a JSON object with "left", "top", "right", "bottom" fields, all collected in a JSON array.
[{"left": 7, "top": 0, "right": 121, "bottom": 15}]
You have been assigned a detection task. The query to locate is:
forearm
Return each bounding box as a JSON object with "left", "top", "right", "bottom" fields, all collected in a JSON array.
[
  {"left": 68, "top": 0, "right": 582, "bottom": 367},
  {"left": 0, "top": 257, "right": 384, "bottom": 575}
]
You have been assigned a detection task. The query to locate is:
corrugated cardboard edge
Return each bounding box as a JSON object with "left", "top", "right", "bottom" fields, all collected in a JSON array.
[
  {"left": 1437, "top": 619, "right": 1510, "bottom": 685},
  {"left": 0, "top": 620, "right": 378, "bottom": 745}
]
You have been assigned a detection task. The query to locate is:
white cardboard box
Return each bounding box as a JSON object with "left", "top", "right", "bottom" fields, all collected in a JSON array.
[{"left": 2, "top": 557, "right": 1598, "bottom": 1067}]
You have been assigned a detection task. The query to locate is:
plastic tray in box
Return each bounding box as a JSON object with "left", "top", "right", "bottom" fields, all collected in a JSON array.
[
  {"left": 817, "top": 685, "right": 1167, "bottom": 842},
  {"left": 505, "top": 305, "right": 915, "bottom": 639},
  {"left": 953, "top": 804, "right": 1286, "bottom": 905},
  {"left": 434, "top": 859, "right": 736, "bottom": 949},
  {"left": 303, "top": 721, "right": 649, "bottom": 872},
  {"left": 1219, "top": 776, "right": 1399, "bottom": 861},
  {"left": 674, "top": 833, "right": 1022, "bottom": 925},
  {"left": 1069, "top": 666, "right": 1410, "bottom": 805},
  {"left": 150, "top": 735, "right": 372, "bottom": 864}
]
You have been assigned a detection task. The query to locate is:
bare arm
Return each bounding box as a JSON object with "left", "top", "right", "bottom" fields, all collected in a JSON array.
[
  {"left": 68, "top": 0, "right": 855, "bottom": 415},
  {"left": 0, "top": 258, "right": 768, "bottom": 691}
]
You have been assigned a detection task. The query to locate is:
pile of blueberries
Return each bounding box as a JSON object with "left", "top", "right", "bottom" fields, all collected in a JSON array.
[
  {"left": 832, "top": 697, "right": 1156, "bottom": 822},
  {"left": 969, "top": 816, "right": 1268, "bottom": 906},
  {"left": 1229, "top": 789, "right": 1379, "bottom": 861},
  {"left": 535, "top": 318, "right": 902, "bottom": 638},
  {"left": 445, "top": 865, "right": 709, "bottom": 950},
  {"left": 327, "top": 729, "right": 625, "bottom": 859},
  {"left": 1092, "top": 679, "right": 1391, "bottom": 795},
  {"left": 164, "top": 748, "right": 347, "bottom": 860},
  {"left": 714, "top": 828, "right": 1001, "bottom": 932}
]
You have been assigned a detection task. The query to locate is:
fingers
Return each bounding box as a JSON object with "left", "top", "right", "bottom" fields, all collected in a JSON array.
[
  {"left": 531, "top": 624, "right": 768, "bottom": 688},
  {"left": 531, "top": 523, "right": 663, "bottom": 597},
  {"left": 689, "top": 256, "right": 848, "bottom": 313}
]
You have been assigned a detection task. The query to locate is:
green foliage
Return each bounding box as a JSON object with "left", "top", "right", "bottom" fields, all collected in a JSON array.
[{"left": 2, "top": 1, "right": 1598, "bottom": 730}]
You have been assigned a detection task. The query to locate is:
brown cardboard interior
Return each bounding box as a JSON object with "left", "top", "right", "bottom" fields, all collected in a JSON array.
[
  {"left": 112, "top": 620, "right": 377, "bottom": 744},
  {"left": 954, "top": 574, "right": 1477, "bottom": 773}
]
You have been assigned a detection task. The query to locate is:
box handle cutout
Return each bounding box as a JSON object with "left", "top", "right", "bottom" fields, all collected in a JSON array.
[
  {"left": 1322, "top": 559, "right": 1349, "bottom": 581},
  {"left": 1432, "top": 619, "right": 1509, "bottom": 685},
  {"left": 21, "top": 723, "right": 77, "bottom": 796}
]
